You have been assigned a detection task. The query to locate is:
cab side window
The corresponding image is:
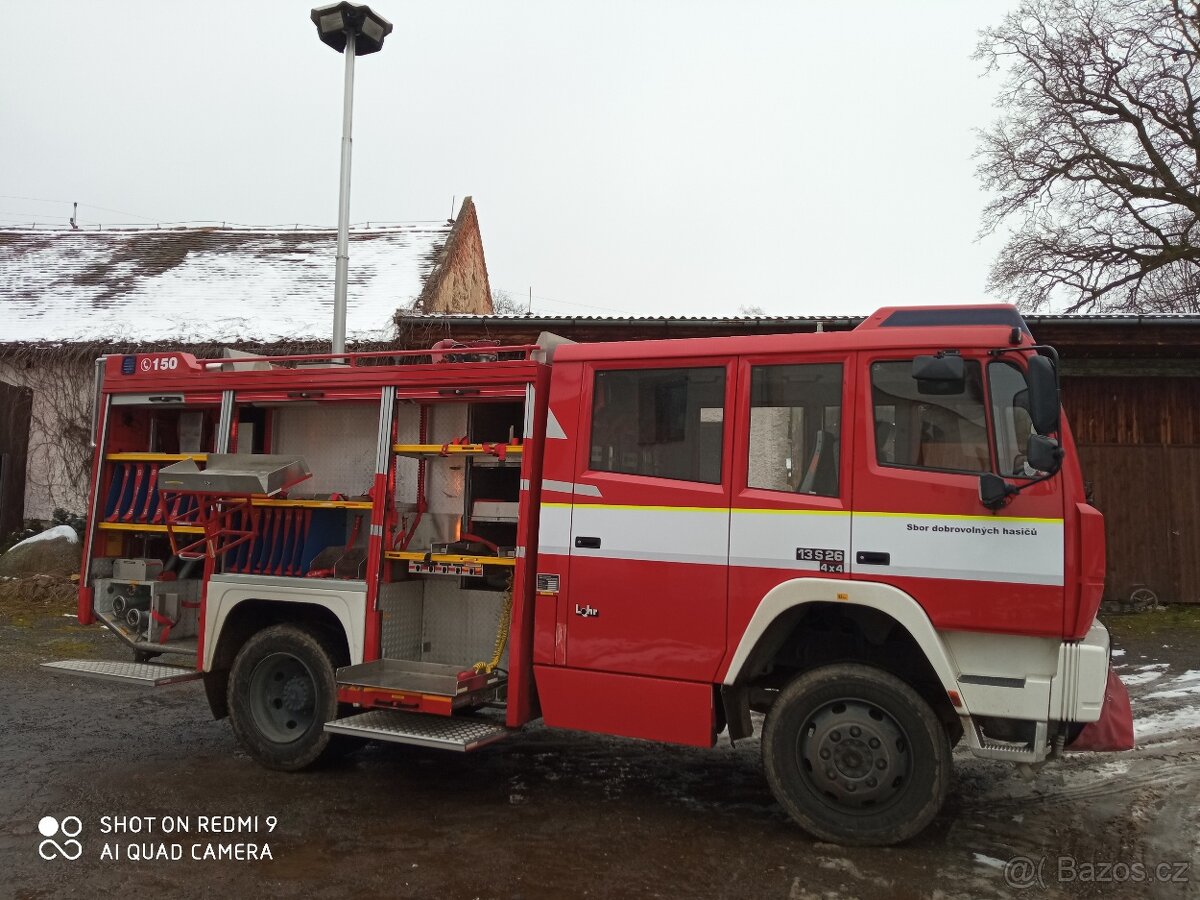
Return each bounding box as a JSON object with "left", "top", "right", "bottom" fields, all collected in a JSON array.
[
  {"left": 988, "top": 361, "right": 1036, "bottom": 477},
  {"left": 590, "top": 367, "right": 725, "bottom": 483},
  {"left": 747, "top": 363, "right": 842, "bottom": 497},
  {"left": 871, "top": 360, "right": 989, "bottom": 473}
]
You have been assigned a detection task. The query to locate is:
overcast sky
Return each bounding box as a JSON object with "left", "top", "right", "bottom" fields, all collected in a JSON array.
[{"left": 1, "top": 1, "right": 1019, "bottom": 318}]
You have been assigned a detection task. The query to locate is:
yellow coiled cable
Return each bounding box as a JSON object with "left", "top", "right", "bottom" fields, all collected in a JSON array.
[{"left": 473, "top": 574, "right": 514, "bottom": 674}]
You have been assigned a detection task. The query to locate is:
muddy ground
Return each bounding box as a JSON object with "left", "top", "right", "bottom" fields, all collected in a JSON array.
[{"left": 1, "top": 589, "right": 1197, "bottom": 900}]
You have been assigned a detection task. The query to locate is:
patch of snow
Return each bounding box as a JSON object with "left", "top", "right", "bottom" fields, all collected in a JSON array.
[
  {"left": 1111, "top": 648, "right": 1125, "bottom": 657},
  {"left": 1144, "top": 670, "right": 1200, "bottom": 700},
  {"left": 973, "top": 853, "right": 1005, "bottom": 870},
  {"left": 5, "top": 524, "right": 78, "bottom": 552},
  {"left": 1122, "top": 664, "right": 1169, "bottom": 686},
  {"left": 1087, "top": 760, "right": 1132, "bottom": 779},
  {"left": 1135, "top": 705, "right": 1200, "bottom": 739},
  {"left": 815, "top": 857, "right": 891, "bottom": 890}
]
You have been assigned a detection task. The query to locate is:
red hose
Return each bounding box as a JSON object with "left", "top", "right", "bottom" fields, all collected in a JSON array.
[{"left": 459, "top": 532, "right": 500, "bottom": 554}]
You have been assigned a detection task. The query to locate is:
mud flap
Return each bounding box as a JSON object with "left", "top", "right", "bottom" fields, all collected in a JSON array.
[{"left": 1067, "top": 667, "right": 1134, "bottom": 751}]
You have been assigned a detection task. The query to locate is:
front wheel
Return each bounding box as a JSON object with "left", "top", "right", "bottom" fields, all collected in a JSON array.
[
  {"left": 227, "top": 624, "right": 344, "bottom": 771},
  {"left": 762, "top": 663, "right": 950, "bottom": 846}
]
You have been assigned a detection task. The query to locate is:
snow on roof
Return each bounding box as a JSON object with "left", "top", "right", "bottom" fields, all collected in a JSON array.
[{"left": 0, "top": 224, "right": 452, "bottom": 344}]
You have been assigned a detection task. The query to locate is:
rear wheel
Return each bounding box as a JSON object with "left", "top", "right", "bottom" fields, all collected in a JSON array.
[
  {"left": 762, "top": 663, "right": 950, "bottom": 846},
  {"left": 227, "top": 624, "right": 344, "bottom": 771}
]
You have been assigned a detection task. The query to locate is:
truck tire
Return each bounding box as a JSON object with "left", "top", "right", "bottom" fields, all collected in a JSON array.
[
  {"left": 227, "top": 624, "right": 344, "bottom": 771},
  {"left": 762, "top": 663, "right": 950, "bottom": 846}
]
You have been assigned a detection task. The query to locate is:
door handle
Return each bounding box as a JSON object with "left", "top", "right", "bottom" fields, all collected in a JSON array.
[
  {"left": 575, "top": 536, "right": 602, "bottom": 549},
  {"left": 856, "top": 551, "right": 890, "bottom": 566}
]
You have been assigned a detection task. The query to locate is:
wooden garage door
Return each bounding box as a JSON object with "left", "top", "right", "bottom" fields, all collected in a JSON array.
[
  {"left": 0, "top": 380, "right": 32, "bottom": 537},
  {"left": 1078, "top": 444, "right": 1200, "bottom": 604}
]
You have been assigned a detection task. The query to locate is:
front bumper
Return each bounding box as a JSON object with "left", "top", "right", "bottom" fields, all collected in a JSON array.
[
  {"left": 960, "top": 619, "right": 1116, "bottom": 764},
  {"left": 1049, "top": 619, "right": 1111, "bottom": 724}
]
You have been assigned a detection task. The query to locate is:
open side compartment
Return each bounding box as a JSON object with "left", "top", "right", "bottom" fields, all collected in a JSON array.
[
  {"left": 81, "top": 396, "right": 223, "bottom": 663},
  {"left": 214, "top": 396, "right": 379, "bottom": 580},
  {"left": 90, "top": 557, "right": 203, "bottom": 656},
  {"left": 341, "top": 398, "right": 525, "bottom": 721}
]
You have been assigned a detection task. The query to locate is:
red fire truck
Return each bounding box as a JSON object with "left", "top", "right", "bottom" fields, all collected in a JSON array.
[{"left": 49, "top": 303, "right": 1131, "bottom": 845}]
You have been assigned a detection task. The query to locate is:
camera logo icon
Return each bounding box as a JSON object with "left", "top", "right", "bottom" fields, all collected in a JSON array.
[{"left": 38, "top": 816, "right": 83, "bottom": 861}]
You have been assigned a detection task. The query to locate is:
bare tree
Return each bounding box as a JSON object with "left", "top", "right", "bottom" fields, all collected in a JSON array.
[
  {"left": 977, "top": 0, "right": 1200, "bottom": 312},
  {"left": 489, "top": 288, "right": 527, "bottom": 317}
]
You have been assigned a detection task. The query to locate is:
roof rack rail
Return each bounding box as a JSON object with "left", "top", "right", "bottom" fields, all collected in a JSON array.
[{"left": 195, "top": 344, "right": 542, "bottom": 370}]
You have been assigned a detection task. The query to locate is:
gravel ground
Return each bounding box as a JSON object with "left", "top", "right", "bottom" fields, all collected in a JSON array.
[{"left": 1, "top": 591, "right": 1197, "bottom": 900}]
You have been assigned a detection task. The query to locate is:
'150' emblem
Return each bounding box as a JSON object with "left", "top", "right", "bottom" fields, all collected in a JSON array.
[{"left": 574, "top": 604, "right": 599, "bottom": 618}]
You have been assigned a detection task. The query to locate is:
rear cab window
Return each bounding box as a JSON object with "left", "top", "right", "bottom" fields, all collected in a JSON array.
[
  {"left": 747, "top": 363, "right": 843, "bottom": 497},
  {"left": 589, "top": 366, "right": 726, "bottom": 484}
]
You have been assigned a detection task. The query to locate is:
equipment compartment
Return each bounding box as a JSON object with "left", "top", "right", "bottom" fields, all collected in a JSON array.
[{"left": 89, "top": 557, "right": 202, "bottom": 656}]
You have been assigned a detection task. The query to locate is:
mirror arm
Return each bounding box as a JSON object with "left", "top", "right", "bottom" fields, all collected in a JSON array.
[
  {"left": 987, "top": 344, "right": 1060, "bottom": 367},
  {"left": 980, "top": 469, "right": 1058, "bottom": 510}
]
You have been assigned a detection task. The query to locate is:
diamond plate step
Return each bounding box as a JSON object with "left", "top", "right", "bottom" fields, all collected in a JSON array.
[
  {"left": 41, "top": 659, "right": 201, "bottom": 686},
  {"left": 324, "top": 709, "right": 513, "bottom": 752}
]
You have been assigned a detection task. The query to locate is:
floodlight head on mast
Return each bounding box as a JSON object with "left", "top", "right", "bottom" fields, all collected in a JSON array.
[{"left": 310, "top": 2, "right": 393, "bottom": 55}]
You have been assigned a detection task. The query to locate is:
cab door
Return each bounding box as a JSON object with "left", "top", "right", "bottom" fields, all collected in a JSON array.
[
  {"left": 562, "top": 357, "right": 734, "bottom": 682},
  {"left": 851, "top": 351, "right": 1065, "bottom": 637},
  {"left": 726, "top": 354, "right": 855, "bottom": 650}
]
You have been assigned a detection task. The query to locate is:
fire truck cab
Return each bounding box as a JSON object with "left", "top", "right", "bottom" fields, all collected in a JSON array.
[{"left": 51, "top": 304, "right": 1129, "bottom": 846}]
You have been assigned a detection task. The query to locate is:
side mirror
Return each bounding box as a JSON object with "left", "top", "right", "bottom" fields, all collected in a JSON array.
[
  {"left": 979, "top": 472, "right": 1015, "bottom": 510},
  {"left": 912, "top": 354, "right": 965, "bottom": 395},
  {"left": 1026, "top": 433, "right": 1063, "bottom": 474},
  {"left": 1027, "top": 355, "right": 1060, "bottom": 435}
]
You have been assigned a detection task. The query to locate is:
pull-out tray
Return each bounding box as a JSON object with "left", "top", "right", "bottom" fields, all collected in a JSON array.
[
  {"left": 337, "top": 658, "right": 503, "bottom": 700},
  {"left": 158, "top": 454, "right": 310, "bottom": 496}
]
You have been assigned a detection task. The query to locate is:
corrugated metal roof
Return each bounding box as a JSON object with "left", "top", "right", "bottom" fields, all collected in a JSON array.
[
  {"left": 399, "top": 313, "right": 863, "bottom": 325},
  {"left": 0, "top": 224, "right": 451, "bottom": 344},
  {"left": 398, "top": 311, "right": 1200, "bottom": 326}
]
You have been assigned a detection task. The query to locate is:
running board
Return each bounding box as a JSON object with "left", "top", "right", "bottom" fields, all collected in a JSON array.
[
  {"left": 324, "top": 709, "right": 513, "bottom": 752},
  {"left": 41, "top": 659, "right": 202, "bottom": 687}
]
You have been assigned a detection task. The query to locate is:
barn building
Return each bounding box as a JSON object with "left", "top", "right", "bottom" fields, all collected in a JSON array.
[{"left": 0, "top": 198, "right": 493, "bottom": 534}]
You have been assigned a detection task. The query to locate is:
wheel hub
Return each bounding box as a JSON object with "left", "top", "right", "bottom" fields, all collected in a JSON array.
[
  {"left": 281, "top": 676, "right": 313, "bottom": 712},
  {"left": 248, "top": 652, "right": 318, "bottom": 744},
  {"left": 802, "top": 700, "right": 910, "bottom": 808}
]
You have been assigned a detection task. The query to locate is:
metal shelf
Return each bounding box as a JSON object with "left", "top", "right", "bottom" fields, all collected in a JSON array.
[
  {"left": 251, "top": 498, "right": 373, "bottom": 509},
  {"left": 106, "top": 452, "right": 209, "bottom": 462},
  {"left": 98, "top": 522, "right": 204, "bottom": 534},
  {"left": 384, "top": 550, "right": 516, "bottom": 567},
  {"left": 392, "top": 443, "right": 523, "bottom": 458}
]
